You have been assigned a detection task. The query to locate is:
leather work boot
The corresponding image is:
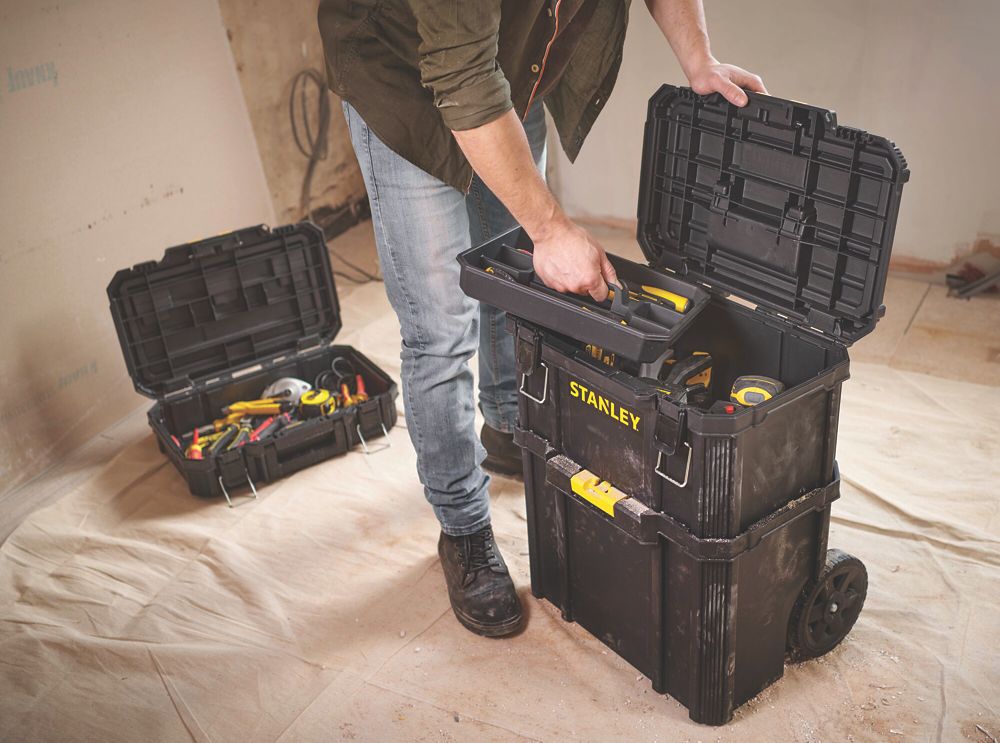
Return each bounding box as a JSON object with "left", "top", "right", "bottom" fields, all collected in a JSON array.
[
  {"left": 438, "top": 526, "right": 523, "bottom": 637},
  {"left": 480, "top": 423, "right": 523, "bottom": 479}
]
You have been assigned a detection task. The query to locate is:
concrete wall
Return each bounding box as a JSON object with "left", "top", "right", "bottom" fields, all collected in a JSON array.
[
  {"left": 0, "top": 0, "right": 274, "bottom": 499},
  {"left": 550, "top": 0, "right": 1000, "bottom": 265},
  {"left": 217, "top": 0, "right": 366, "bottom": 225}
]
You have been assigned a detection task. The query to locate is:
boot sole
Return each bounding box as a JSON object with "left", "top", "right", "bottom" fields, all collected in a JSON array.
[{"left": 451, "top": 604, "right": 524, "bottom": 638}]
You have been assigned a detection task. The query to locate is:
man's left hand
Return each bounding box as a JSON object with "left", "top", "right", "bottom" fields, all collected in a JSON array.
[{"left": 687, "top": 60, "right": 768, "bottom": 107}]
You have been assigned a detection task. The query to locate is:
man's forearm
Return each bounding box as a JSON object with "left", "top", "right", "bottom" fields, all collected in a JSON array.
[
  {"left": 645, "top": 0, "right": 713, "bottom": 78},
  {"left": 645, "top": 0, "right": 767, "bottom": 106},
  {"left": 450, "top": 109, "right": 617, "bottom": 299},
  {"left": 451, "top": 109, "right": 567, "bottom": 242}
]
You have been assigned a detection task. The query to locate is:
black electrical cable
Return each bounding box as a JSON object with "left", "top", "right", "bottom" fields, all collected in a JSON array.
[{"left": 290, "top": 68, "right": 382, "bottom": 284}]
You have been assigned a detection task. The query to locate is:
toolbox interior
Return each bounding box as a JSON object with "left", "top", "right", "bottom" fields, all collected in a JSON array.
[
  {"left": 654, "top": 297, "right": 846, "bottom": 408},
  {"left": 154, "top": 346, "right": 393, "bottom": 438}
]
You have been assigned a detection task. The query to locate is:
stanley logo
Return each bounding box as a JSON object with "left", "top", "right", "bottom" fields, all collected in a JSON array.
[{"left": 569, "top": 380, "right": 640, "bottom": 431}]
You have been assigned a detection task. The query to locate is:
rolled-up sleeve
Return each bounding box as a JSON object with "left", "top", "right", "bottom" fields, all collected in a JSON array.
[{"left": 409, "top": 0, "right": 513, "bottom": 130}]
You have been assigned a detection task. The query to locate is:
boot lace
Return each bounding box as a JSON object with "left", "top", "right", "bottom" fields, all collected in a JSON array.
[{"left": 463, "top": 527, "right": 501, "bottom": 577}]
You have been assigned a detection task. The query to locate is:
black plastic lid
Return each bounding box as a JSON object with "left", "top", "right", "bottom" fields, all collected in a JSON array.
[
  {"left": 637, "top": 85, "right": 909, "bottom": 344},
  {"left": 108, "top": 222, "right": 340, "bottom": 398}
]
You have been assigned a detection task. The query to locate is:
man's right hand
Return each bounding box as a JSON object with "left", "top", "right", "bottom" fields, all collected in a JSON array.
[{"left": 530, "top": 215, "right": 619, "bottom": 302}]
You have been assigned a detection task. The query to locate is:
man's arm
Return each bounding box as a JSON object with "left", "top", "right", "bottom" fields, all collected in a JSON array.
[
  {"left": 452, "top": 111, "right": 618, "bottom": 301},
  {"left": 645, "top": 0, "right": 768, "bottom": 105},
  {"left": 409, "top": 0, "right": 617, "bottom": 300}
]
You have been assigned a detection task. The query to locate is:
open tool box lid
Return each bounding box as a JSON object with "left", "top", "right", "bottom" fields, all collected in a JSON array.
[
  {"left": 637, "top": 85, "right": 909, "bottom": 344},
  {"left": 108, "top": 223, "right": 340, "bottom": 398}
]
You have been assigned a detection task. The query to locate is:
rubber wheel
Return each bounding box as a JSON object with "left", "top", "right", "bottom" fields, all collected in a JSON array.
[{"left": 788, "top": 549, "right": 868, "bottom": 661}]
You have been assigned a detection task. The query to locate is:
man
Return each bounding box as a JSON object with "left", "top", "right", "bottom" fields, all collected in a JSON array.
[{"left": 318, "top": 0, "right": 766, "bottom": 637}]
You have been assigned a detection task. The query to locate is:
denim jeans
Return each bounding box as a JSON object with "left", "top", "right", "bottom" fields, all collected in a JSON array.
[{"left": 343, "top": 100, "right": 547, "bottom": 536}]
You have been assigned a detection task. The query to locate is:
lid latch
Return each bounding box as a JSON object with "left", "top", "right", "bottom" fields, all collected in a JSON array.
[
  {"left": 515, "top": 324, "right": 542, "bottom": 375},
  {"left": 653, "top": 404, "right": 691, "bottom": 488}
]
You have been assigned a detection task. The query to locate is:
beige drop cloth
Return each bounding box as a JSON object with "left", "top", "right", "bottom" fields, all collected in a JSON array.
[{"left": 2, "top": 280, "right": 999, "bottom": 743}]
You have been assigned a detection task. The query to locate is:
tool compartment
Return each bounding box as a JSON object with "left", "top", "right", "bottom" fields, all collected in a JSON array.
[
  {"left": 108, "top": 223, "right": 397, "bottom": 502},
  {"left": 459, "top": 85, "right": 908, "bottom": 725}
]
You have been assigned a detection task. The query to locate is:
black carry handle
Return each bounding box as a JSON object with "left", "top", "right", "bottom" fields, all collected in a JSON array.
[
  {"left": 483, "top": 256, "right": 534, "bottom": 284},
  {"left": 607, "top": 280, "right": 634, "bottom": 321}
]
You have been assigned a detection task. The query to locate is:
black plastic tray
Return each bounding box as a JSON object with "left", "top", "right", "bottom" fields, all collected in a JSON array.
[{"left": 458, "top": 227, "right": 710, "bottom": 363}]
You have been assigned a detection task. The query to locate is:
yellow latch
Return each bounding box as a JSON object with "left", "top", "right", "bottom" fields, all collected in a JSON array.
[{"left": 570, "top": 469, "right": 627, "bottom": 517}]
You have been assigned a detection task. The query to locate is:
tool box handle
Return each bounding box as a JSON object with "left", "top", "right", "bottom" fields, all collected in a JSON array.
[{"left": 607, "top": 281, "right": 634, "bottom": 322}]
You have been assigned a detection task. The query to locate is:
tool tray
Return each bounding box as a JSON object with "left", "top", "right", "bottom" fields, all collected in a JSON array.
[
  {"left": 459, "top": 85, "right": 909, "bottom": 725},
  {"left": 460, "top": 232, "right": 711, "bottom": 362},
  {"left": 108, "top": 223, "right": 398, "bottom": 502},
  {"left": 461, "top": 85, "right": 909, "bottom": 356}
]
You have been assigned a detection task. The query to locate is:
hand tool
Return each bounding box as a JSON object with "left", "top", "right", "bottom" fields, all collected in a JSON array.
[
  {"left": 639, "top": 285, "right": 690, "bottom": 313},
  {"left": 250, "top": 415, "right": 287, "bottom": 442},
  {"left": 730, "top": 375, "right": 785, "bottom": 406},
  {"left": 222, "top": 399, "right": 290, "bottom": 418},
  {"left": 226, "top": 418, "right": 255, "bottom": 450},
  {"left": 207, "top": 424, "right": 239, "bottom": 454},
  {"left": 641, "top": 378, "right": 709, "bottom": 406},
  {"left": 185, "top": 429, "right": 205, "bottom": 460},
  {"left": 708, "top": 400, "right": 740, "bottom": 414},
  {"left": 606, "top": 285, "right": 691, "bottom": 314},
  {"left": 300, "top": 388, "right": 335, "bottom": 418},
  {"left": 315, "top": 356, "right": 357, "bottom": 391},
  {"left": 261, "top": 377, "right": 312, "bottom": 405},
  {"left": 352, "top": 374, "right": 368, "bottom": 403},
  {"left": 585, "top": 343, "right": 617, "bottom": 367},
  {"left": 662, "top": 352, "right": 712, "bottom": 388}
]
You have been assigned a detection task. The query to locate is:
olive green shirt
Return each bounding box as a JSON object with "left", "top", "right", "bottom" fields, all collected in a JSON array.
[{"left": 318, "top": 0, "right": 631, "bottom": 192}]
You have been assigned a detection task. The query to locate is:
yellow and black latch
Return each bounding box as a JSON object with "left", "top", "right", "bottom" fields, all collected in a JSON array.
[{"left": 570, "top": 469, "right": 627, "bottom": 517}]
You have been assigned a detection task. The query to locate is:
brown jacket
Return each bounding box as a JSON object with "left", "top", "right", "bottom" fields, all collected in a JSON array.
[{"left": 318, "top": 0, "right": 631, "bottom": 191}]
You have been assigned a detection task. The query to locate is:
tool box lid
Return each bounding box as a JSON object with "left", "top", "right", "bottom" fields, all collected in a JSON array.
[
  {"left": 637, "top": 85, "right": 909, "bottom": 345},
  {"left": 107, "top": 222, "right": 341, "bottom": 398}
]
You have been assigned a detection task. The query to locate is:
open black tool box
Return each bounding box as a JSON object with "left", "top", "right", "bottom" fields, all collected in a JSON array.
[
  {"left": 108, "top": 223, "right": 397, "bottom": 505},
  {"left": 459, "top": 86, "right": 908, "bottom": 724}
]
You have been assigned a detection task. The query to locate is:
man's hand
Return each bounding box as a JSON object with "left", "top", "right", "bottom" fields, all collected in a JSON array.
[
  {"left": 531, "top": 215, "right": 619, "bottom": 302},
  {"left": 452, "top": 109, "right": 619, "bottom": 301},
  {"left": 687, "top": 59, "right": 768, "bottom": 107},
  {"left": 646, "top": 0, "right": 768, "bottom": 107}
]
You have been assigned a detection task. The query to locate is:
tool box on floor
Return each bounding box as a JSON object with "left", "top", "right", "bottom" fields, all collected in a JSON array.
[
  {"left": 108, "top": 222, "right": 397, "bottom": 505},
  {"left": 459, "top": 86, "right": 909, "bottom": 725}
]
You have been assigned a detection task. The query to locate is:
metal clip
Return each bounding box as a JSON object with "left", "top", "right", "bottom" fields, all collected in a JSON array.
[
  {"left": 217, "top": 470, "right": 258, "bottom": 508},
  {"left": 357, "top": 422, "right": 392, "bottom": 455},
  {"left": 518, "top": 362, "right": 549, "bottom": 405},
  {"left": 218, "top": 476, "right": 234, "bottom": 508},
  {"left": 655, "top": 442, "right": 692, "bottom": 488}
]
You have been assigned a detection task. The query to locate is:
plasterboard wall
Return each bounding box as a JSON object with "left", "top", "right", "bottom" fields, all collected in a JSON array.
[
  {"left": 0, "top": 0, "right": 274, "bottom": 499},
  {"left": 550, "top": 0, "right": 1000, "bottom": 264}
]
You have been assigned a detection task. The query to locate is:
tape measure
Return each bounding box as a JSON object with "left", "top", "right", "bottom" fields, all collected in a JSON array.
[
  {"left": 300, "top": 389, "right": 336, "bottom": 418},
  {"left": 730, "top": 376, "right": 785, "bottom": 406}
]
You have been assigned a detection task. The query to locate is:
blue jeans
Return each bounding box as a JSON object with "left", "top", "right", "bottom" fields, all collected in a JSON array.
[{"left": 343, "top": 100, "right": 547, "bottom": 536}]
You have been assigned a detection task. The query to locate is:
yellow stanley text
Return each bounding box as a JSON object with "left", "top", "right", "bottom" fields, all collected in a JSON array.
[{"left": 568, "top": 380, "right": 641, "bottom": 431}]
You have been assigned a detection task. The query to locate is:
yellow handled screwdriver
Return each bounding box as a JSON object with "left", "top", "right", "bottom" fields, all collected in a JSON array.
[
  {"left": 639, "top": 285, "right": 690, "bottom": 313},
  {"left": 607, "top": 285, "right": 690, "bottom": 314}
]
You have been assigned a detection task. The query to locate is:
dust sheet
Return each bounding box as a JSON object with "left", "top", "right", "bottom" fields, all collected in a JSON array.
[{"left": 2, "top": 281, "right": 998, "bottom": 742}]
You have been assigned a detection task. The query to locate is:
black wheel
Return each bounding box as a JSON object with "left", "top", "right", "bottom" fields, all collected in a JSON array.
[{"left": 788, "top": 549, "right": 868, "bottom": 661}]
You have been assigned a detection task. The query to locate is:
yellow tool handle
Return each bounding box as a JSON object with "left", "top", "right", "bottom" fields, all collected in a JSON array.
[{"left": 639, "top": 285, "right": 690, "bottom": 313}]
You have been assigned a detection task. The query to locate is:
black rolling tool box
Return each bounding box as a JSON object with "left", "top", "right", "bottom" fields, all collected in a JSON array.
[
  {"left": 459, "top": 86, "right": 908, "bottom": 725},
  {"left": 108, "top": 222, "right": 398, "bottom": 505}
]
